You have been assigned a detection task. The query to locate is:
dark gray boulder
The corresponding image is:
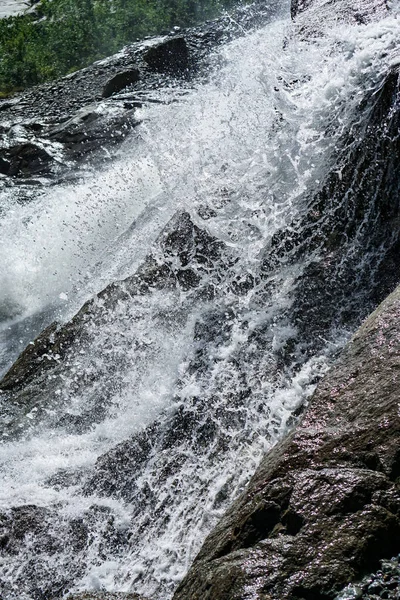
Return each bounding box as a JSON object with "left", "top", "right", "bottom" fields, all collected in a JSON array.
[
  {"left": 0, "top": 143, "right": 54, "bottom": 177},
  {"left": 102, "top": 69, "right": 141, "bottom": 98},
  {"left": 143, "top": 37, "right": 189, "bottom": 74},
  {"left": 172, "top": 283, "right": 400, "bottom": 600},
  {"left": 47, "top": 102, "right": 140, "bottom": 158}
]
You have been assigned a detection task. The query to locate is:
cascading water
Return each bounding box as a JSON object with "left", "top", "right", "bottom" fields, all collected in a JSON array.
[{"left": 1, "top": 3, "right": 400, "bottom": 599}]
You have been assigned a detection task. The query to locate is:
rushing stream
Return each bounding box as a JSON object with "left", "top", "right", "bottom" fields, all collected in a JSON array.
[{"left": 1, "top": 2, "right": 400, "bottom": 599}]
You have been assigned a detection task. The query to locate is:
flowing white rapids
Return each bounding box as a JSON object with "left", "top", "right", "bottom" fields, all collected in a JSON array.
[
  {"left": 1, "top": 3, "right": 400, "bottom": 599},
  {"left": 0, "top": 1, "right": 29, "bottom": 19}
]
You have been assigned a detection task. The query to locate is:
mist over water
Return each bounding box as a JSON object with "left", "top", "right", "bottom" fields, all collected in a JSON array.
[{"left": 1, "top": 3, "right": 400, "bottom": 599}]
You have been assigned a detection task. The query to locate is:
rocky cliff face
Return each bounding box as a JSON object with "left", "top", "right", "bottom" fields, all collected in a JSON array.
[
  {"left": 172, "top": 253, "right": 400, "bottom": 600},
  {"left": 170, "top": 1, "right": 400, "bottom": 598},
  {"left": 1, "top": 0, "right": 400, "bottom": 599}
]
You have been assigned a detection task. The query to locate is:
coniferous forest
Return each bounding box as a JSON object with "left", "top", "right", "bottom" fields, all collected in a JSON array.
[{"left": 0, "top": 0, "right": 241, "bottom": 93}]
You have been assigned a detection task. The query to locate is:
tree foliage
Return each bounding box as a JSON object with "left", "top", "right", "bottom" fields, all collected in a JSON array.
[{"left": 0, "top": 0, "right": 240, "bottom": 92}]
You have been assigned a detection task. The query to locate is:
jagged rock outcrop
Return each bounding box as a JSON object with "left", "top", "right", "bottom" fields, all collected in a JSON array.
[
  {"left": 0, "top": 210, "right": 232, "bottom": 436},
  {"left": 172, "top": 280, "right": 400, "bottom": 600},
  {"left": 261, "top": 67, "right": 400, "bottom": 355}
]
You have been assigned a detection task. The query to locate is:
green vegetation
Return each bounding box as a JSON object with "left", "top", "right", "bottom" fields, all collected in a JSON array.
[{"left": 0, "top": 0, "right": 240, "bottom": 93}]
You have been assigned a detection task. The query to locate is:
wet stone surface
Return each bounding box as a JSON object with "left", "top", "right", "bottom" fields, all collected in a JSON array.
[
  {"left": 337, "top": 555, "right": 400, "bottom": 600},
  {"left": 64, "top": 594, "right": 147, "bottom": 600},
  {"left": 1, "top": 1, "right": 400, "bottom": 599},
  {"left": 172, "top": 279, "right": 400, "bottom": 600}
]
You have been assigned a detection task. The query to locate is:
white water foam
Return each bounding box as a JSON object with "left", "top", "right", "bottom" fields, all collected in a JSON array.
[{"left": 1, "top": 5, "right": 400, "bottom": 599}]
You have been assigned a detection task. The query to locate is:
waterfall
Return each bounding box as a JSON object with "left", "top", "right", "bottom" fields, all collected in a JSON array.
[{"left": 1, "top": 2, "right": 400, "bottom": 599}]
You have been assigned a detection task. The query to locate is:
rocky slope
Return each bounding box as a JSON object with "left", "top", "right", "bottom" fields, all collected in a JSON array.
[
  {"left": 169, "top": 1, "right": 400, "bottom": 599},
  {"left": 0, "top": 0, "right": 280, "bottom": 186},
  {"left": 172, "top": 248, "right": 400, "bottom": 600},
  {"left": 1, "top": 0, "right": 400, "bottom": 599}
]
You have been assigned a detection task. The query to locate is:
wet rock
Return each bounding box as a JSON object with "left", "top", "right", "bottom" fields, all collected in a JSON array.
[
  {"left": 47, "top": 102, "right": 140, "bottom": 158},
  {"left": 83, "top": 424, "right": 160, "bottom": 501},
  {"left": 0, "top": 320, "right": 75, "bottom": 394},
  {"left": 143, "top": 37, "right": 189, "bottom": 74},
  {"left": 291, "top": 0, "right": 388, "bottom": 24},
  {"left": 0, "top": 504, "right": 132, "bottom": 600},
  {"left": 173, "top": 284, "right": 400, "bottom": 599},
  {"left": 336, "top": 555, "right": 400, "bottom": 599},
  {"left": 0, "top": 156, "right": 10, "bottom": 175},
  {"left": 102, "top": 69, "right": 141, "bottom": 98},
  {"left": 3, "top": 143, "right": 53, "bottom": 177},
  {"left": 0, "top": 505, "right": 83, "bottom": 600},
  {"left": 83, "top": 329, "right": 249, "bottom": 503},
  {"left": 0, "top": 98, "right": 21, "bottom": 112},
  {"left": 0, "top": 211, "right": 231, "bottom": 435},
  {"left": 261, "top": 69, "right": 400, "bottom": 357},
  {"left": 0, "top": 505, "right": 56, "bottom": 555},
  {"left": 64, "top": 595, "right": 147, "bottom": 600}
]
